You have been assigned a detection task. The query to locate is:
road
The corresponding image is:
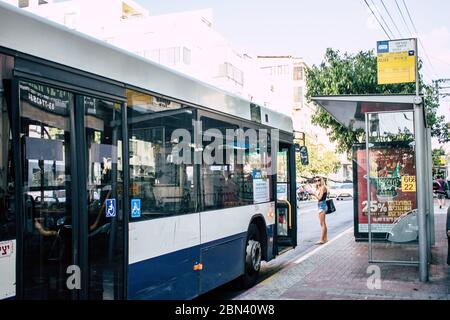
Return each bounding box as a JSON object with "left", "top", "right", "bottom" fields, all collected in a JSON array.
[{"left": 198, "top": 198, "right": 354, "bottom": 300}]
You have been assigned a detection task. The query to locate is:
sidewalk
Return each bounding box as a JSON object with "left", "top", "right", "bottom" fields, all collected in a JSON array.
[{"left": 236, "top": 207, "right": 450, "bottom": 300}]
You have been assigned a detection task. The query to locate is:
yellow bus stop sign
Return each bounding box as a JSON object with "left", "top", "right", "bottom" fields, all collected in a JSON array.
[{"left": 377, "top": 39, "right": 417, "bottom": 85}]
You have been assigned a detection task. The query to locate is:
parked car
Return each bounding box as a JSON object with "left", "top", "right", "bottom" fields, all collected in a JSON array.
[
  {"left": 336, "top": 183, "right": 354, "bottom": 201},
  {"left": 296, "top": 184, "right": 311, "bottom": 201},
  {"left": 328, "top": 185, "right": 340, "bottom": 199}
]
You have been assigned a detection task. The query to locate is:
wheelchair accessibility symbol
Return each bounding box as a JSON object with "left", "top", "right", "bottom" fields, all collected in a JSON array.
[
  {"left": 131, "top": 199, "right": 141, "bottom": 218},
  {"left": 105, "top": 199, "right": 116, "bottom": 217}
]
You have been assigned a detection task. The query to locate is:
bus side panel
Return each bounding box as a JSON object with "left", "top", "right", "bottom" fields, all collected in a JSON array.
[
  {"left": 0, "top": 239, "right": 15, "bottom": 300},
  {"left": 128, "top": 214, "right": 200, "bottom": 300},
  {"left": 128, "top": 246, "right": 200, "bottom": 300},
  {"left": 199, "top": 203, "right": 275, "bottom": 292},
  {"left": 199, "top": 234, "right": 246, "bottom": 294}
]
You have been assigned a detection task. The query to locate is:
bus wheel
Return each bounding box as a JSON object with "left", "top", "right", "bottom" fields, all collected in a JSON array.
[{"left": 241, "top": 223, "right": 262, "bottom": 289}]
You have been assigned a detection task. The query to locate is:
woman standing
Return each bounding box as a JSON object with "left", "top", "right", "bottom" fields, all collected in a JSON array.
[{"left": 311, "top": 177, "right": 328, "bottom": 245}]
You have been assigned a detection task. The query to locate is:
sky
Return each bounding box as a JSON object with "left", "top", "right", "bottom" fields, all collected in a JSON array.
[{"left": 137, "top": 0, "right": 450, "bottom": 123}]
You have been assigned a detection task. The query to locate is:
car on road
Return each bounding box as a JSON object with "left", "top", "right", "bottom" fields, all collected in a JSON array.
[
  {"left": 328, "top": 185, "right": 340, "bottom": 199},
  {"left": 335, "top": 183, "right": 354, "bottom": 201},
  {"left": 297, "top": 184, "right": 311, "bottom": 201}
]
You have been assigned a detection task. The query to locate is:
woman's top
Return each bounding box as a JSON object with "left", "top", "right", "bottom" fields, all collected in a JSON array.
[{"left": 318, "top": 188, "right": 327, "bottom": 202}]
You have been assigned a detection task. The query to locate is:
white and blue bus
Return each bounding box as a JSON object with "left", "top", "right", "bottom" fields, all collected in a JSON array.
[{"left": 0, "top": 2, "right": 297, "bottom": 300}]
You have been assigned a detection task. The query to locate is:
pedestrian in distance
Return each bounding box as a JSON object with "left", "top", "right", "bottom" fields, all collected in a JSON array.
[
  {"left": 436, "top": 176, "right": 447, "bottom": 209},
  {"left": 311, "top": 177, "right": 328, "bottom": 245}
]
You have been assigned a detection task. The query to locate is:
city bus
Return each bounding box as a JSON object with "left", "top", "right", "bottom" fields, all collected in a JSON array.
[{"left": 0, "top": 2, "right": 297, "bottom": 300}]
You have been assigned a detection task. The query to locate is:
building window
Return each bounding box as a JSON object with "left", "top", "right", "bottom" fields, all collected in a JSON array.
[
  {"left": 261, "top": 67, "right": 272, "bottom": 76},
  {"left": 218, "top": 62, "right": 244, "bottom": 86},
  {"left": 183, "top": 47, "right": 191, "bottom": 65},
  {"left": 293, "top": 66, "right": 303, "bottom": 80},
  {"left": 150, "top": 47, "right": 191, "bottom": 66},
  {"left": 294, "top": 86, "right": 303, "bottom": 105}
]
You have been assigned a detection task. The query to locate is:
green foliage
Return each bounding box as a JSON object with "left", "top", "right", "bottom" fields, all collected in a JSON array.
[
  {"left": 432, "top": 148, "right": 446, "bottom": 177},
  {"left": 296, "top": 134, "right": 340, "bottom": 179},
  {"left": 306, "top": 48, "right": 449, "bottom": 153}
]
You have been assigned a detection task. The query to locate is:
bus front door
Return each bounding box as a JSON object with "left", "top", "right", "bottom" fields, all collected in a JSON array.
[
  {"left": 17, "top": 80, "right": 126, "bottom": 300},
  {"left": 275, "top": 144, "right": 297, "bottom": 254}
]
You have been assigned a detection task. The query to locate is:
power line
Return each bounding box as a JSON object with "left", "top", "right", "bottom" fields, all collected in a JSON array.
[
  {"left": 370, "top": 0, "right": 395, "bottom": 39},
  {"left": 363, "top": 0, "right": 391, "bottom": 39},
  {"left": 380, "top": 0, "right": 403, "bottom": 38},
  {"left": 401, "top": 0, "right": 438, "bottom": 78},
  {"left": 401, "top": 0, "right": 419, "bottom": 36},
  {"left": 394, "top": 0, "right": 413, "bottom": 36}
]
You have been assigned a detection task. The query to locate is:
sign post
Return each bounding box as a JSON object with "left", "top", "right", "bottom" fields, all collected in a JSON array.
[
  {"left": 377, "top": 38, "right": 417, "bottom": 85},
  {"left": 375, "top": 38, "right": 429, "bottom": 281}
]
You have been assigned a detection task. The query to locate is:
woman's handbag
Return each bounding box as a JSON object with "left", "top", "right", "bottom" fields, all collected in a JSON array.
[{"left": 326, "top": 199, "right": 336, "bottom": 214}]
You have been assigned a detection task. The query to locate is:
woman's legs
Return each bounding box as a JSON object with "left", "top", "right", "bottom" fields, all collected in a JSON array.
[
  {"left": 317, "top": 211, "right": 328, "bottom": 244},
  {"left": 438, "top": 195, "right": 445, "bottom": 209}
]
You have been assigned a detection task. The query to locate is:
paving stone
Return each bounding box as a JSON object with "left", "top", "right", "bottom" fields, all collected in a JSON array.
[{"left": 235, "top": 211, "right": 450, "bottom": 300}]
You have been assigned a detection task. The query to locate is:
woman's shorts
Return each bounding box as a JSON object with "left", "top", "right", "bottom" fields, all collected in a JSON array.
[{"left": 318, "top": 201, "right": 328, "bottom": 213}]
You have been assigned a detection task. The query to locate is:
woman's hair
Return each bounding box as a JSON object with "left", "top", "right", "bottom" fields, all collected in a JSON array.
[{"left": 315, "top": 177, "right": 326, "bottom": 187}]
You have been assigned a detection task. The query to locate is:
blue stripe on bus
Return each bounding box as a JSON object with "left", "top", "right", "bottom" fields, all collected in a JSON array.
[{"left": 128, "top": 231, "right": 248, "bottom": 300}]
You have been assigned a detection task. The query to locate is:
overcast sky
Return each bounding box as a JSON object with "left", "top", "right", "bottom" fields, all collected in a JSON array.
[{"left": 138, "top": 0, "right": 450, "bottom": 121}]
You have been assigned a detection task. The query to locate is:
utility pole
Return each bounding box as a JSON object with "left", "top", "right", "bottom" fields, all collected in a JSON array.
[{"left": 434, "top": 78, "right": 450, "bottom": 98}]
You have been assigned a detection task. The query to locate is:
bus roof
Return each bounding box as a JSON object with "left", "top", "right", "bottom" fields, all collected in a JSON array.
[{"left": 0, "top": 2, "right": 293, "bottom": 134}]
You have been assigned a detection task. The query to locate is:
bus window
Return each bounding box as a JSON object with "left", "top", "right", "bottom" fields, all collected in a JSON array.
[
  {"left": 200, "top": 117, "right": 273, "bottom": 210},
  {"left": 127, "top": 89, "right": 196, "bottom": 220}
]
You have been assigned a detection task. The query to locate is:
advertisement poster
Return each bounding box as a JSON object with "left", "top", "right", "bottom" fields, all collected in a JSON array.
[{"left": 354, "top": 144, "right": 417, "bottom": 237}]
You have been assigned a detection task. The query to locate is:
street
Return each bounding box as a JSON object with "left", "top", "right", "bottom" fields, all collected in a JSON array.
[{"left": 198, "top": 199, "right": 354, "bottom": 300}]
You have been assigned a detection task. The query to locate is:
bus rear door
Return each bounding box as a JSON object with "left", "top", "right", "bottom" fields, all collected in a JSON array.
[{"left": 275, "top": 143, "right": 297, "bottom": 254}]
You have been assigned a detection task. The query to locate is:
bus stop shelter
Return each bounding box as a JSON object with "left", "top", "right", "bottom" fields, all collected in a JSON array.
[{"left": 312, "top": 95, "right": 434, "bottom": 282}]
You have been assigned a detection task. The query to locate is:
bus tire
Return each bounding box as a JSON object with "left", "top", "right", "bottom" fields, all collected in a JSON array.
[{"left": 240, "top": 223, "right": 262, "bottom": 289}]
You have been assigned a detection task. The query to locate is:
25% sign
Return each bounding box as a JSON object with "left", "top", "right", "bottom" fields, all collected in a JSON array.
[{"left": 362, "top": 201, "right": 388, "bottom": 214}]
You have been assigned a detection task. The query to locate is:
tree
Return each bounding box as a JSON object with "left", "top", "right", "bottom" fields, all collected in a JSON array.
[
  {"left": 296, "top": 134, "right": 340, "bottom": 179},
  {"left": 306, "top": 48, "right": 449, "bottom": 154},
  {"left": 432, "top": 148, "right": 446, "bottom": 177}
]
